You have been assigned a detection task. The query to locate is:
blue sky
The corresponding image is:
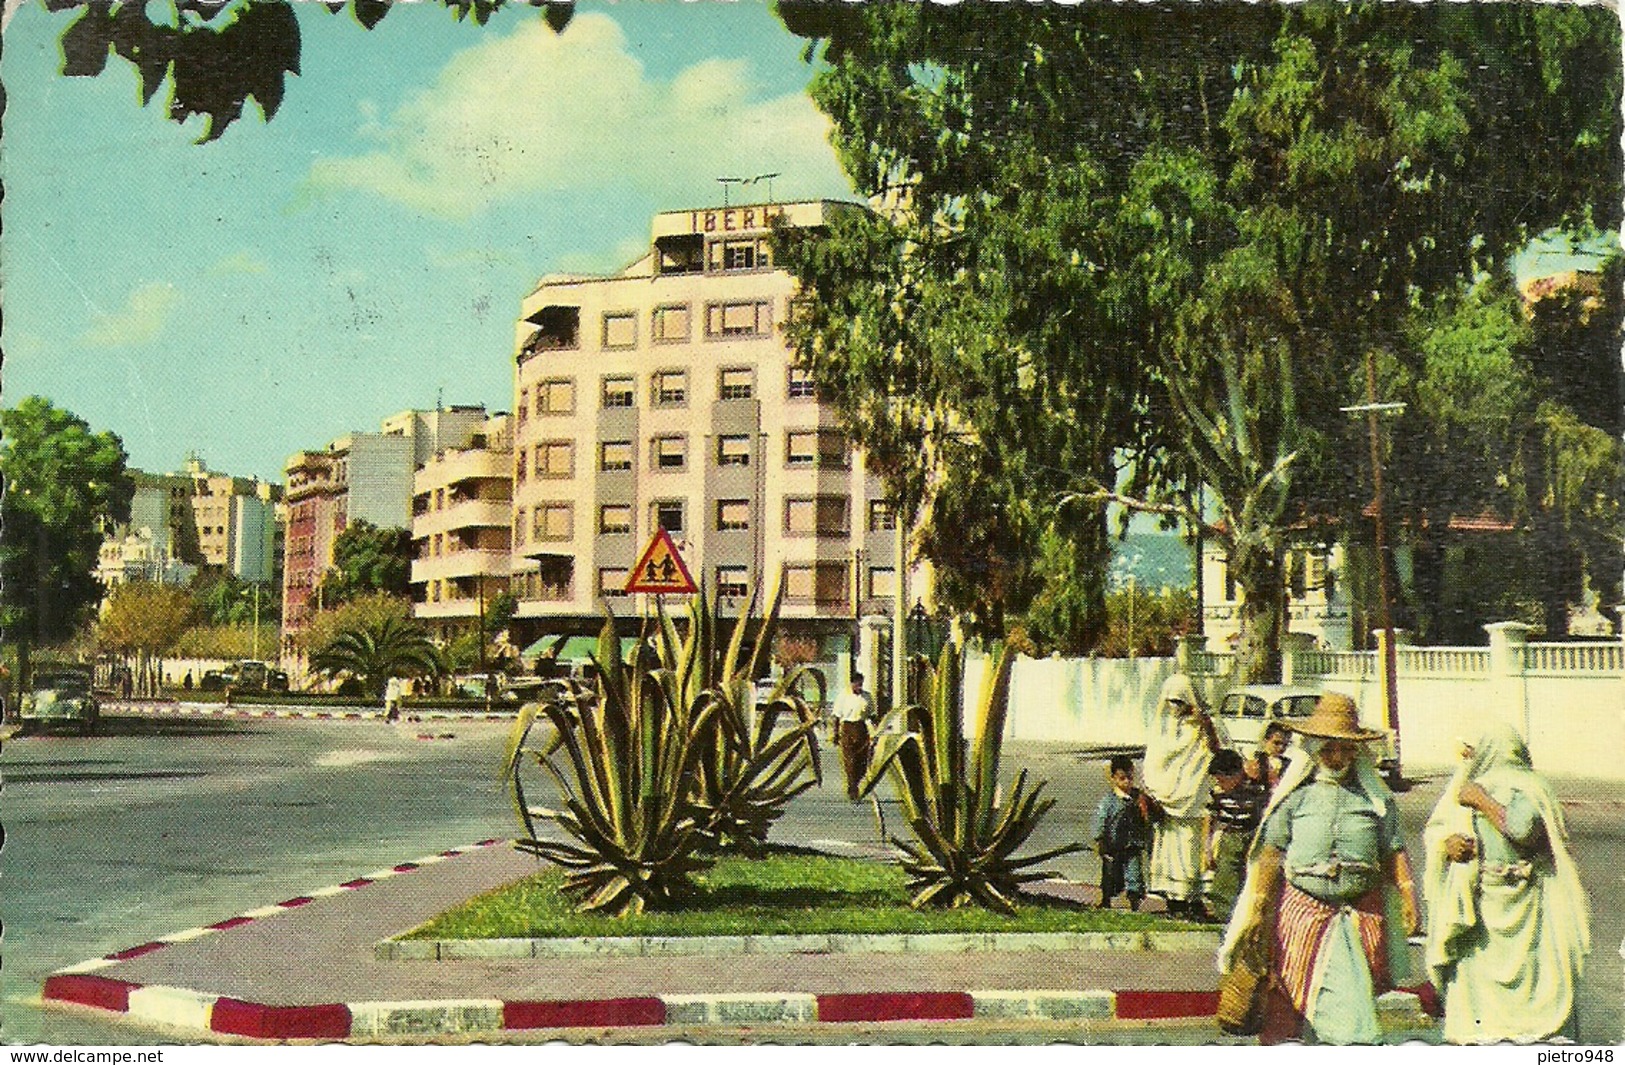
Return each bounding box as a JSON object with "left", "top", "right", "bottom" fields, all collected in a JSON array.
[{"left": 1, "top": 1, "right": 854, "bottom": 482}]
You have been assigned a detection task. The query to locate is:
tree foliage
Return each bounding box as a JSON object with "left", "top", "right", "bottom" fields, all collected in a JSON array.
[
  {"left": 320, "top": 520, "right": 412, "bottom": 605},
  {"left": 0, "top": 397, "right": 135, "bottom": 655},
  {"left": 309, "top": 609, "right": 437, "bottom": 698},
  {"left": 777, "top": 2, "right": 1621, "bottom": 674},
  {"left": 46, "top": 0, "right": 574, "bottom": 142},
  {"left": 190, "top": 570, "right": 279, "bottom": 627},
  {"left": 96, "top": 581, "right": 196, "bottom": 658}
]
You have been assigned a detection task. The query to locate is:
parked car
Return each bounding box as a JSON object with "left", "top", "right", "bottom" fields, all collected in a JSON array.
[
  {"left": 200, "top": 660, "right": 289, "bottom": 693},
  {"left": 17, "top": 664, "right": 99, "bottom": 735},
  {"left": 1214, "top": 683, "right": 1399, "bottom": 782}
]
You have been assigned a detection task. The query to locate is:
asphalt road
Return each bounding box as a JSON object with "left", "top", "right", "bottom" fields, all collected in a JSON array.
[{"left": 2, "top": 715, "right": 1620, "bottom": 1045}]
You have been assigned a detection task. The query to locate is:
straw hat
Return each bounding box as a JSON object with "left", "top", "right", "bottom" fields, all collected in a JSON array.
[{"left": 1287, "top": 692, "right": 1384, "bottom": 742}]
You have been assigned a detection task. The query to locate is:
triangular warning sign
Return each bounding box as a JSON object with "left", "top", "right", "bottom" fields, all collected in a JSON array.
[{"left": 625, "top": 527, "right": 698, "bottom": 595}]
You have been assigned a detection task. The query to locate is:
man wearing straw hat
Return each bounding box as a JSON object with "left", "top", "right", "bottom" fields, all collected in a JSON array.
[{"left": 1218, "top": 692, "right": 1421, "bottom": 1044}]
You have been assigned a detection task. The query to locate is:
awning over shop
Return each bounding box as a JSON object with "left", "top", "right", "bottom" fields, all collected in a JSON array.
[{"left": 520, "top": 634, "right": 641, "bottom": 662}]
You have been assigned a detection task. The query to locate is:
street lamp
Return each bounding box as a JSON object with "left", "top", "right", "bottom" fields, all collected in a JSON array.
[{"left": 1342, "top": 357, "right": 1407, "bottom": 783}]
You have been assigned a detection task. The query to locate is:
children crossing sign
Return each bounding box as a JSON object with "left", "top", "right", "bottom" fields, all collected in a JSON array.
[{"left": 625, "top": 527, "right": 698, "bottom": 595}]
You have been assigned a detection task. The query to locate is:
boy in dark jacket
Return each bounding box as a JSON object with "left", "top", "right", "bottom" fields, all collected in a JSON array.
[
  {"left": 1092, "top": 754, "right": 1150, "bottom": 910},
  {"left": 1202, "top": 748, "right": 1267, "bottom": 922}
]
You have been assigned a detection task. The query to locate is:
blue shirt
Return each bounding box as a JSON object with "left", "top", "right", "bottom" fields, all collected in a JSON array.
[
  {"left": 1262, "top": 776, "right": 1404, "bottom": 902},
  {"left": 1093, "top": 790, "right": 1150, "bottom": 856}
]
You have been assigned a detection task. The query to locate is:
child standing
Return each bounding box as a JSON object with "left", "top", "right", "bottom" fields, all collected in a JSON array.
[
  {"left": 1092, "top": 754, "right": 1150, "bottom": 911},
  {"left": 1202, "top": 748, "right": 1266, "bottom": 922}
]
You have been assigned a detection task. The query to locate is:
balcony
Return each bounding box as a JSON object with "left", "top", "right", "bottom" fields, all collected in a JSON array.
[
  {"left": 416, "top": 448, "right": 511, "bottom": 492},
  {"left": 411, "top": 548, "right": 512, "bottom": 585},
  {"left": 413, "top": 498, "right": 511, "bottom": 537}
]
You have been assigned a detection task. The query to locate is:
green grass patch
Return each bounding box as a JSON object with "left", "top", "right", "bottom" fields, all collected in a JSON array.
[{"left": 404, "top": 849, "right": 1199, "bottom": 940}]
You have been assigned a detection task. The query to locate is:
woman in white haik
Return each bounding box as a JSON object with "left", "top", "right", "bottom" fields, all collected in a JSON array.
[
  {"left": 1422, "top": 723, "right": 1590, "bottom": 1043},
  {"left": 1142, "top": 673, "right": 1226, "bottom": 918}
]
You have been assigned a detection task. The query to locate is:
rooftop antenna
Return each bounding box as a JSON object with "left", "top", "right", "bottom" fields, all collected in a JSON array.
[
  {"left": 717, "top": 176, "right": 744, "bottom": 206},
  {"left": 743, "top": 172, "right": 781, "bottom": 203}
]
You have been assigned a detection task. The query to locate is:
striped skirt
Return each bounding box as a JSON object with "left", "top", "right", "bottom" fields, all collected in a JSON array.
[{"left": 1273, "top": 882, "right": 1389, "bottom": 1017}]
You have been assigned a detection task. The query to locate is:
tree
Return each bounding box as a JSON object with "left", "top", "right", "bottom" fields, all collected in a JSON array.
[
  {"left": 319, "top": 520, "right": 412, "bottom": 605},
  {"left": 46, "top": 0, "right": 575, "bottom": 142},
  {"left": 191, "top": 570, "right": 279, "bottom": 627},
  {"left": 778, "top": 2, "right": 1621, "bottom": 676},
  {"left": 296, "top": 591, "right": 412, "bottom": 656},
  {"left": 96, "top": 582, "right": 196, "bottom": 695},
  {"left": 0, "top": 397, "right": 135, "bottom": 689},
  {"left": 309, "top": 610, "right": 437, "bottom": 699}
]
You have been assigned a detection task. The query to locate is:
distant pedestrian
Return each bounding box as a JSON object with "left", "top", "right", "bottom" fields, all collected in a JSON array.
[
  {"left": 183, "top": 672, "right": 194, "bottom": 692},
  {"left": 1423, "top": 723, "right": 1590, "bottom": 1044},
  {"left": 1092, "top": 754, "right": 1150, "bottom": 911},
  {"left": 1204, "top": 748, "right": 1266, "bottom": 922},
  {"left": 119, "top": 668, "right": 133, "bottom": 701},
  {"left": 1248, "top": 722, "right": 1293, "bottom": 792},
  {"left": 832, "top": 673, "right": 873, "bottom": 801},
  {"left": 384, "top": 675, "right": 404, "bottom": 722},
  {"left": 1143, "top": 673, "right": 1226, "bottom": 918}
]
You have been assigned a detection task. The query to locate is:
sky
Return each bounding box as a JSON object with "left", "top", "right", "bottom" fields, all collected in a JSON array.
[{"left": 1, "top": 0, "right": 855, "bottom": 483}]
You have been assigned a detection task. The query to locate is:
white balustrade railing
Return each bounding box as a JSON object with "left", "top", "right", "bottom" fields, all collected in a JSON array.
[
  {"left": 1398, "top": 647, "right": 1491, "bottom": 675},
  {"left": 1520, "top": 641, "right": 1623, "bottom": 675}
]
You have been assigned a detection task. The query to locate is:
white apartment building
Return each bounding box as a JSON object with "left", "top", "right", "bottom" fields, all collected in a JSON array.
[
  {"left": 509, "top": 200, "right": 926, "bottom": 649},
  {"left": 410, "top": 412, "right": 513, "bottom": 634}
]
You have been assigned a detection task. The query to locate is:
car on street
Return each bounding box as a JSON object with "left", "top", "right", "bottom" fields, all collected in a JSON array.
[
  {"left": 1214, "top": 682, "right": 1400, "bottom": 781},
  {"left": 200, "top": 660, "right": 290, "bottom": 692},
  {"left": 16, "top": 664, "right": 99, "bottom": 735}
]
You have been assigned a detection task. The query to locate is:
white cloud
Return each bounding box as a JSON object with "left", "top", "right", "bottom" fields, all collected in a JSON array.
[
  {"left": 303, "top": 13, "right": 847, "bottom": 219},
  {"left": 210, "top": 252, "right": 271, "bottom": 276},
  {"left": 81, "top": 282, "right": 180, "bottom": 347}
]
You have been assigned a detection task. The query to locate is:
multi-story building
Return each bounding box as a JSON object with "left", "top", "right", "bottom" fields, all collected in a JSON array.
[
  {"left": 410, "top": 412, "right": 514, "bottom": 636},
  {"left": 281, "top": 407, "right": 490, "bottom": 645},
  {"left": 508, "top": 200, "right": 928, "bottom": 659},
  {"left": 96, "top": 458, "right": 280, "bottom": 598}
]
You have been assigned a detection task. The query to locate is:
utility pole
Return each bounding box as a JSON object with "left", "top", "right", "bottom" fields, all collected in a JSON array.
[
  {"left": 1343, "top": 361, "right": 1407, "bottom": 781},
  {"left": 251, "top": 582, "right": 261, "bottom": 661}
]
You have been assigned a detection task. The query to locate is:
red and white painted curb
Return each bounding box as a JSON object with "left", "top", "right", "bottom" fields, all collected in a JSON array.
[
  {"left": 114, "top": 703, "right": 515, "bottom": 722},
  {"left": 44, "top": 840, "right": 508, "bottom": 981}
]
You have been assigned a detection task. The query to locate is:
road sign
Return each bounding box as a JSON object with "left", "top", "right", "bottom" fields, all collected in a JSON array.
[{"left": 625, "top": 527, "right": 698, "bottom": 595}]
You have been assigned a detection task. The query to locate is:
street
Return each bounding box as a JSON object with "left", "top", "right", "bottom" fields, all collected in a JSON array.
[{"left": 2, "top": 715, "right": 1620, "bottom": 1045}]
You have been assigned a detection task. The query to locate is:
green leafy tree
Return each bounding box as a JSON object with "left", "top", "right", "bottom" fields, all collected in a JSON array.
[
  {"left": 779, "top": 2, "right": 1620, "bottom": 676},
  {"left": 191, "top": 570, "right": 279, "bottom": 627},
  {"left": 309, "top": 611, "right": 437, "bottom": 698},
  {"left": 319, "top": 520, "right": 412, "bottom": 606},
  {"left": 0, "top": 397, "right": 135, "bottom": 689},
  {"left": 96, "top": 581, "right": 196, "bottom": 694},
  {"left": 45, "top": 0, "right": 575, "bottom": 142}
]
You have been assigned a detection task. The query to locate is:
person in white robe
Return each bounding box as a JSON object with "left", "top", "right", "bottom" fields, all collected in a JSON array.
[
  {"left": 1422, "top": 722, "right": 1590, "bottom": 1044},
  {"left": 1142, "top": 673, "right": 1225, "bottom": 917}
]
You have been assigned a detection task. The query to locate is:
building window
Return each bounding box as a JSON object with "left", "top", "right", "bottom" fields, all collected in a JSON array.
[
  {"left": 716, "top": 499, "right": 750, "bottom": 531},
  {"left": 705, "top": 300, "right": 773, "bottom": 339},
  {"left": 652, "top": 500, "right": 684, "bottom": 534},
  {"left": 868, "top": 499, "right": 896, "bottom": 532},
  {"left": 784, "top": 495, "right": 849, "bottom": 537},
  {"left": 600, "top": 440, "right": 633, "bottom": 471},
  {"left": 868, "top": 567, "right": 897, "bottom": 599},
  {"left": 515, "top": 450, "right": 528, "bottom": 483},
  {"left": 716, "top": 435, "right": 751, "bottom": 467},
  {"left": 652, "top": 435, "right": 687, "bottom": 471},
  {"left": 533, "top": 556, "right": 574, "bottom": 600},
  {"left": 785, "top": 429, "right": 850, "bottom": 469},
  {"left": 718, "top": 367, "right": 754, "bottom": 401},
  {"left": 652, "top": 370, "right": 687, "bottom": 407},
  {"left": 536, "top": 441, "right": 574, "bottom": 479},
  {"left": 652, "top": 304, "right": 690, "bottom": 343},
  {"left": 708, "top": 237, "right": 770, "bottom": 273},
  {"left": 787, "top": 366, "right": 816, "bottom": 399},
  {"left": 513, "top": 509, "right": 526, "bottom": 545},
  {"left": 602, "top": 375, "right": 635, "bottom": 409},
  {"left": 536, "top": 378, "right": 575, "bottom": 416},
  {"left": 602, "top": 312, "right": 637, "bottom": 350},
  {"left": 517, "top": 388, "right": 529, "bottom": 423},
  {"left": 599, "top": 504, "right": 632, "bottom": 535},
  {"left": 533, "top": 503, "right": 573, "bottom": 542},
  {"left": 784, "top": 562, "right": 848, "bottom": 606},
  {"left": 599, "top": 567, "right": 629, "bottom": 598},
  {"left": 715, "top": 565, "right": 749, "bottom": 598}
]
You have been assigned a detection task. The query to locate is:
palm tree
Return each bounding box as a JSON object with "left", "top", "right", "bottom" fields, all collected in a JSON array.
[{"left": 309, "top": 614, "right": 437, "bottom": 698}]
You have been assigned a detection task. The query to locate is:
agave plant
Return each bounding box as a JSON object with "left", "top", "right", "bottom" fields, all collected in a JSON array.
[
  {"left": 857, "top": 641, "right": 1079, "bottom": 913},
  {"left": 502, "top": 618, "right": 718, "bottom": 916},
  {"left": 658, "top": 582, "right": 823, "bottom": 855}
]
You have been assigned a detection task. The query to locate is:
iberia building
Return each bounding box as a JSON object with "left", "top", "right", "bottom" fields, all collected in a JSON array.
[{"left": 508, "top": 200, "right": 931, "bottom": 674}]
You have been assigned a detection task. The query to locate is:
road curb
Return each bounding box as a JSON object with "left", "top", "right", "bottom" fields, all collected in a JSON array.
[
  {"left": 379, "top": 928, "right": 1223, "bottom": 961},
  {"left": 41, "top": 979, "right": 1432, "bottom": 1040},
  {"left": 47, "top": 840, "right": 509, "bottom": 977},
  {"left": 113, "top": 704, "right": 519, "bottom": 722}
]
